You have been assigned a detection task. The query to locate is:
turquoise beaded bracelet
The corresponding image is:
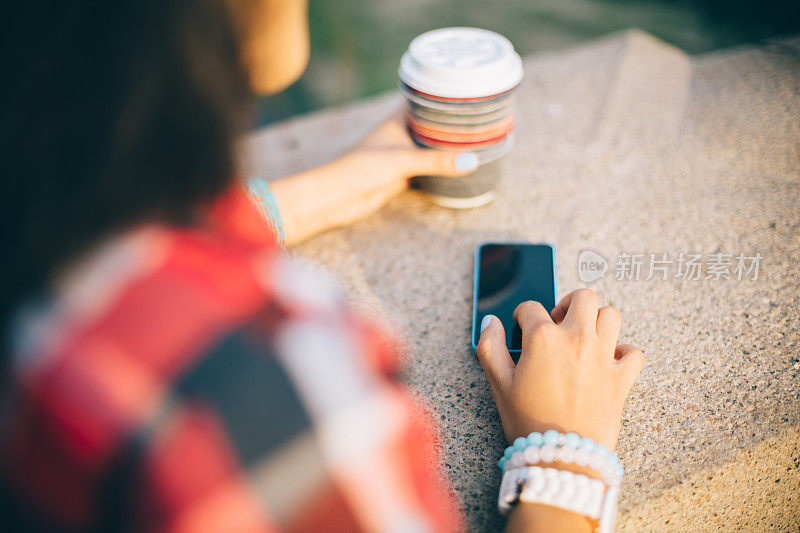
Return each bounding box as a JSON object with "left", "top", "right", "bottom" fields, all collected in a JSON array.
[
  {"left": 498, "top": 430, "right": 624, "bottom": 485},
  {"left": 246, "top": 176, "right": 286, "bottom": 248}
]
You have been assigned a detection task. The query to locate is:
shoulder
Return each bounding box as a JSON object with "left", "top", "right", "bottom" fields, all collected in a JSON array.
[
  {"left": 2, "top": 226, "right": 282, "bottom": 478},
  {"left": 2, "top": 225, "right": 456, "bottom": 532},
  {"left": 3, "top": 223, "right": 399, "bottom": 469}
]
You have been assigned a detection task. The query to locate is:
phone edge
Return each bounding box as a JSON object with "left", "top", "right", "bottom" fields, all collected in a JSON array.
[
  {"left": 471, "top": 243, "right": 482, "bottom": 352},
  {"left": 472, "top": 241, "right": 558, "bottom": 355}
]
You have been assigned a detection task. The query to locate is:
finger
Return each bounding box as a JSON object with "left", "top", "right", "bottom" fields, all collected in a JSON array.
[
  {"left": 513, "top": 300, "right": 556, "bottom": 364},
  {"left": 512, "top": 300, "right": 560, "bottom": 376},
  {"left": 513, "top": 300, "right": 553, "bottom": 332},
  {"left": 614, "top": 344, "right": 645, "bottom": 388},
  {"left": 356, "top": 109, "right": 413, "bottom": 150},
  {"left": 595, "top": 306, "right": 622, "bottom": 346},
  {"left": 395, "top": 146, "right": 479, "bottom": 177},
  {"left": 551, "top": 289, "right": 599, "bottom": 334},
  {"left": 550, "top": 291, "right": 572, "bottom": 324},
  {"left": 387, "top": 107, "right": 406, "bottom": 124},
  {"left": 476, "top": 315, "right": 515, "bottom": 398}
]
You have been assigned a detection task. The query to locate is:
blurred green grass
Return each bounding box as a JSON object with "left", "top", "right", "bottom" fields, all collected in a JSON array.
[{"left": 256, "top": 0, "right": 799, "bottom": 125}]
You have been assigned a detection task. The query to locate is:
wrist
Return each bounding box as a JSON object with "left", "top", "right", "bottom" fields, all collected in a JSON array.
[
  {"left": 497, "top": 430, "right": 623, "bottom": 533},
  {"left": 508, "top": 501, "right": 594, "bottom": 533},
  {"left": 267, "top": 156, "right": 357, "bottom": 244},
  {"left": 503, "top": 417, "right": 619, "bottom": 452}
]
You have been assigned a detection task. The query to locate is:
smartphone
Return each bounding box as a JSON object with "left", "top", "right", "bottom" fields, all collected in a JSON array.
[{"left": 472, "top": 243, "right": 557, "bottom": 359}]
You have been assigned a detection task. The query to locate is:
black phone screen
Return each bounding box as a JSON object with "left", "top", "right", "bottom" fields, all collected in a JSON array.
[{"left": 473, "top": 243, "right": 557, "bottom": 354}]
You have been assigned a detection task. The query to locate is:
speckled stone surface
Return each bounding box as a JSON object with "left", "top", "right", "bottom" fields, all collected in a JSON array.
[{"left": 240, "top": 30, "right": 800, "bottom": 531}]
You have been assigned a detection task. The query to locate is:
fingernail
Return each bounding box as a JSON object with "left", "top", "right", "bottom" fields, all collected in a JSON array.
[
  {"left": 455, "top": 152, "right": 479, "bottom": 172},
  {"left": 480, "top": 315, "right": 493, "bottom": 332}
]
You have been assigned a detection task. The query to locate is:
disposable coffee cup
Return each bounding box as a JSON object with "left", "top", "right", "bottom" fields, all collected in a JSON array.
[{"left": 398, "top": 27, "right": 523, "bottom": 208}]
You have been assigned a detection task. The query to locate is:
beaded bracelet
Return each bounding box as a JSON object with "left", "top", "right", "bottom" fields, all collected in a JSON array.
[
  {"left": 498, "top": 466, "right": 606, "bottom": 518},
  {"left": 498, "top": 430, "right": 624, "bottom": 486},
  {"left": 498, "top": 466, "right": 620, "bottom": 533},
  {"left": 246, "top": 176, "right": 286, "bottom": 248},
  {"left": 497, "top": 430, "right": 623, "bottom": 533}
]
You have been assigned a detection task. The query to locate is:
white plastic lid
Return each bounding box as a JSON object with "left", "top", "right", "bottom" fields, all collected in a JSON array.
[{"left": 399, "top": 27, "right": 523, "bottom": 98}]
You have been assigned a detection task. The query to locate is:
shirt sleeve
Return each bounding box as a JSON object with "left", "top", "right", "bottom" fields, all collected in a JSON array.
[
  {"left": 128, "top": 257, "right": 463, "bottom": 533},
  {"left": 1, "top": 234, "right": 461, "bottom": 533}
]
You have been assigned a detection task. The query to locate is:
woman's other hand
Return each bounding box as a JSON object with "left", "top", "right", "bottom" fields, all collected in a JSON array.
[
  {"left": 351, "top": 110, "right": 479, "bottom": 180},
  {"left": 268, "top": 111, "right": 478, "bottom": 245},
  {"left": 476, "top": 289, "right": 644, "bottom": 450}
]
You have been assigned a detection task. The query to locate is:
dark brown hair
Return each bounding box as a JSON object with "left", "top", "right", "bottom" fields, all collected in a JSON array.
[{"left": 0, "top": 0, "right": 253, "bottom": 363}]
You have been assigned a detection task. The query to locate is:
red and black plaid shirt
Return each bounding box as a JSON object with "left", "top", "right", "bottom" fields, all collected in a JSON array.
[{"left": 0, "top": 186, "right": 462, "bottom": 532}]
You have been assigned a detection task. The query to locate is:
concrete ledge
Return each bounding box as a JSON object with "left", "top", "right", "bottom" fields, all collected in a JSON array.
[
  {"left": 619, "top": 427, "right": 799, "bottom": 531},
  {"left": 241, "top": 30, "right": 800, "bottom": 531}
]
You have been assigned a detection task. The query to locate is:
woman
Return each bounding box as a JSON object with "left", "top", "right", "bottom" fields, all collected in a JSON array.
[{"left": 0, "top": 1, "right": 643, "bottom": 532}]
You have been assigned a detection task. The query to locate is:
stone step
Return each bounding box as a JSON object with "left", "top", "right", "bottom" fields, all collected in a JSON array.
[{"left": 240, "top": 30, "right": 800, "bottom": 532}]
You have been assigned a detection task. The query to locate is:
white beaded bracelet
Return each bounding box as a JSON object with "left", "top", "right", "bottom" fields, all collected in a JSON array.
[
  {"left": 499, "top": 466, "right": 612, "bottom": 528},
  {"left": 505, "top": 444, "right": 623, "bottom": 486},
  {"left": 500, "top": 431, "right": 624, "bottom": 487},
  {"left": 498, "top": 431, "right": 622, "bottom": 532}
]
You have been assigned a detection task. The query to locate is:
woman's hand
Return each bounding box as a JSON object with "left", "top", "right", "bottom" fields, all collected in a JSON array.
[
  {"left": 476, "top": 289, "right": 644, "bottom": 450},
  {"left": 268, "top": 111, "right": 478, "bottom": 245}
]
